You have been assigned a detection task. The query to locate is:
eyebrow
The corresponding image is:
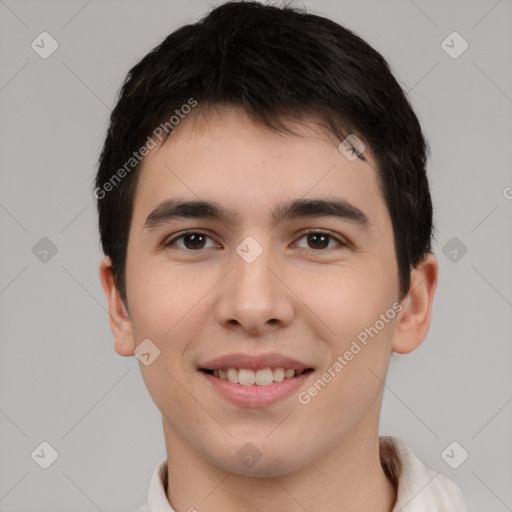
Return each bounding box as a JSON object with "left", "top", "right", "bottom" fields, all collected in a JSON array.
[{"left": 143, "top": 197, "right": 371, "bottom": 231}]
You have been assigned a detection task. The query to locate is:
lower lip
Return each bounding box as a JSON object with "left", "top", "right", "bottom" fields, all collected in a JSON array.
[{"left": 201, "top": 371, "right": 313, "bottom": 408}]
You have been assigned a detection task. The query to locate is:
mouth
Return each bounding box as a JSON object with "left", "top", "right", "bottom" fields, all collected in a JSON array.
[
  {"left": 201, "top": 367, "right": 314, "bottom": 386},
  {"left": 198, "top": 353, "right": 315, "bottom": 407}
]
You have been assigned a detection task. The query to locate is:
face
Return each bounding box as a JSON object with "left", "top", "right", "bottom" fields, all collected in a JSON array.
[{"left": 109, "top": 106, "right": 411, "bottom": 476}]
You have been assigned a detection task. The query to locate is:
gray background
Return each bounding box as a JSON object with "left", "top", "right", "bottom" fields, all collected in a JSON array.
[{"left": 1, "top": 0, "right": 511, "bottom": 510}]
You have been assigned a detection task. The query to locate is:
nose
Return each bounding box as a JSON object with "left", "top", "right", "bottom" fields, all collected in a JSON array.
[{"left": 214, "top": 241, "right": 294, "bottom": 335}]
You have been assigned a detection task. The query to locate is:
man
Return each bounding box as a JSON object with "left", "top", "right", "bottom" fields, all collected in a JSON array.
[{"left": 95, "top": 1, "right": 467, "bottom": 510}]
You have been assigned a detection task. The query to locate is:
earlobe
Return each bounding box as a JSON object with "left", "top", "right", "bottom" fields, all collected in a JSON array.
[
  {"left": 391, "top": 253, "right": 438, "bottom": 354},
  {"left": 99, "top": 256, "right": 136, "bottom": 357}
]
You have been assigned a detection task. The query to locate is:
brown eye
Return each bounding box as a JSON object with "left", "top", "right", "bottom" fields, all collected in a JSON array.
[
  {"left": 181, "top": 233, "right": 207, "bottom": 249},
  {"left": 306, "top": 233, "right": 329, "bottom": 250},
  {"left": 295, "top": 230, "right": 347, "bottom": 251},
  {"left": 164, "top": 231, "right": 217, "bottom": 250}
]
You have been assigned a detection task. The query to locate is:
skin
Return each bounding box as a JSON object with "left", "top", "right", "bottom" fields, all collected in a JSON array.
[{"left": 100, "top": 105, "right": 438, "bottom": 512}]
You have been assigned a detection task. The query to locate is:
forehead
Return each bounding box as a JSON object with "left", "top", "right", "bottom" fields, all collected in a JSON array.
[{"left": 131, "top": 106, "right": 388, "bottom": 232}]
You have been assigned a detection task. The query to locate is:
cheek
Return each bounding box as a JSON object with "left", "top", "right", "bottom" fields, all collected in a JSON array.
[
  {"left": 298, "top": 262, "right": 395, "bottom": 342},
  {"left": 322, "top": 301, "right": 396, "bottom": 369},
  {"left": 126, "top": 260, "right": 219, "bottom": 363},
  {"left": 295, "top": 266, "right": 398, "bottom": 418},
  {"left": 124, "top": 264, "right": 172, "bottom": 346},
  {"left": 299, "top": 275, "right": 398, "bottom": 429},
  {"left": 126, "top": 265, "right": 211, "bottom": 409}
]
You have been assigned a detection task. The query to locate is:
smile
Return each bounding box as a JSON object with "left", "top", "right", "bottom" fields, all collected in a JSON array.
[
  {"left": 199, "top": 352, "right": 315, "bottom": 406},
  {"left": 205, "top": 367, "right": 310, "bottom": 386}
]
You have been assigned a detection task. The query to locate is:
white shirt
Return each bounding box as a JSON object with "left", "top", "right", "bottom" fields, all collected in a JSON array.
[{"left": 137, "top": 436, "right": 467, "bottom": 512}]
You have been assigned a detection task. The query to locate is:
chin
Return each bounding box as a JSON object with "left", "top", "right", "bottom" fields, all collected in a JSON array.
[{"left": 206, "top": 441, "right": 308, "bottom": 478}]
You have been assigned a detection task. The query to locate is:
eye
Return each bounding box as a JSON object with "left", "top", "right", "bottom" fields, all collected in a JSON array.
[
  {"left": 163, "top": 229, "right": 348, "bottom": 252},
  {"left": 294, "top": 230, "right": 347, "bottom": 251},
  {"left": 163, "top": 231, "right": 218, "bottom": 251}
]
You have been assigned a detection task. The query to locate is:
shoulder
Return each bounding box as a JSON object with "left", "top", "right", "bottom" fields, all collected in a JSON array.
[
  {"left": 379, "top": 436, "right": 467, "bottom": 512},
  {"left": 136, "top": 458, "right": 172, "bottom": 512}
]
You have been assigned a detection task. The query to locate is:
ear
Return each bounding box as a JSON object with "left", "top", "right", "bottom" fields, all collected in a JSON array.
[
  {"left": 392, "top": 253, "right": 438, "bottom": 354},
  {"left": 99, "top": 256, "right": 135, "bottom": 357}
]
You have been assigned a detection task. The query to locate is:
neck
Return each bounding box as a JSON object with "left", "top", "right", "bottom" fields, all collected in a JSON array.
[{"left": 162, "top": 421, "right": 397, "bottom": 512}]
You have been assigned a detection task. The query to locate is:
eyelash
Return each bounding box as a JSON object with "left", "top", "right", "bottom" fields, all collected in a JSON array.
[{"left": 163, "top": 229, "right": 349, "bottom": 252}]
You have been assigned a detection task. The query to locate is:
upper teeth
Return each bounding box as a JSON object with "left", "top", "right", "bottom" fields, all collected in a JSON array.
[{"left": 213, "top": 368, "right": 303, "bottom": 385}]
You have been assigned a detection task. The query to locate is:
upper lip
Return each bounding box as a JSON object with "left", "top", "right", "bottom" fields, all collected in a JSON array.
[{"left": 200, "top": 352, "right": 313, "bottom": 372}]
